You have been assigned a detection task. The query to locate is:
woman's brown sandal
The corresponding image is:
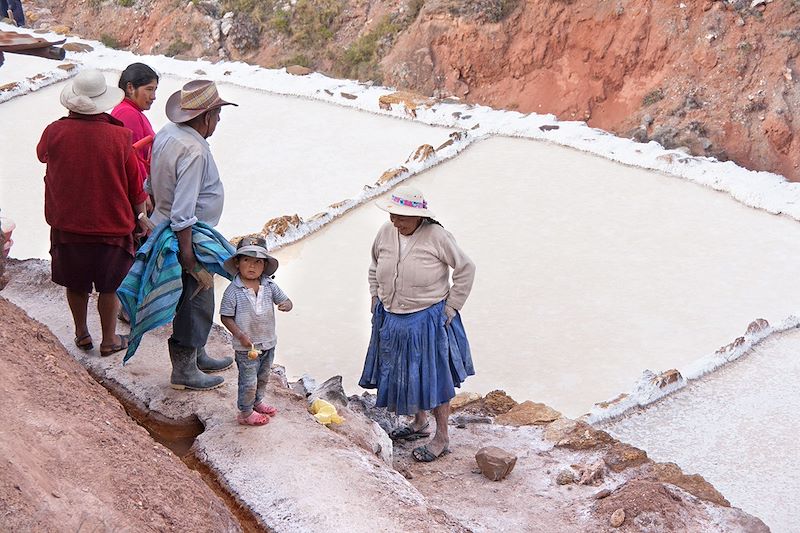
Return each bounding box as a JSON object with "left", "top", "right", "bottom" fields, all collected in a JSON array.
[
  {"left": 412, "top": 444, "right": 450, "bottom": 463},
  {"left": 99, "top": 335, "right": 129, "bottom": 357},
  {"left": 389, "top": 423, "right": 430, "bottom": 441},
  {"left": 74, "top": 334, "right": 94, "bottom": 351}
]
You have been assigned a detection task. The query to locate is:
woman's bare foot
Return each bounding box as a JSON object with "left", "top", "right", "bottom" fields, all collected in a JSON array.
[
  {"left": 411, "top": 412, "right": 428, "bottom": 432},
  {"left": 424, "top": 436, "right": 449, "bottom": 457}
]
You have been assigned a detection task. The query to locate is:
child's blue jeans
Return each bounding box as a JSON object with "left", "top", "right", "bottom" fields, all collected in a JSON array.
[{"left": 235, "top": 347, "right": 275, "bottom": 415}]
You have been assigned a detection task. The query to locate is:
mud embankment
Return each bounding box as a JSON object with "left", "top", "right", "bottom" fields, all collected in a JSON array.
[{"left": 0, "top": 295, "right": 243, "bottom": 532}]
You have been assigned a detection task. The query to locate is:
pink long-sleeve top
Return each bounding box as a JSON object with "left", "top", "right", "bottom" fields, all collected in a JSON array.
[{"left": 111, "top": 98, "right": 155, "bottom": 186}]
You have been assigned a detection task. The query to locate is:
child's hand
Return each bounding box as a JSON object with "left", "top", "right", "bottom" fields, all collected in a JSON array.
[
  {"left": 238, "top": 333, "right": 253, "bottom": 346},
  {"left": 277, "top": 299, "right": 293, "bottom": 312}
]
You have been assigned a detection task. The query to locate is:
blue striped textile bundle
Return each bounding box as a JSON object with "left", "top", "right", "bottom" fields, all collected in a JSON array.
[{"left": 117, "top": 221, "right": 235, "bottom": 364}]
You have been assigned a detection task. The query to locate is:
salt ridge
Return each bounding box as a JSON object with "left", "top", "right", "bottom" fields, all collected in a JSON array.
[
  {"left": 0, "top": 62, "right": 76, "bottom": 102},
  {"left": 586, "top": 315, "right": 800, "bottom": 424}
]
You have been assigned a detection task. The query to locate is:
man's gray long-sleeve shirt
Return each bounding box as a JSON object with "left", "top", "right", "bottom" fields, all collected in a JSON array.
[{"left": 150, "top": 122, "right": 224, "bottom": 231}]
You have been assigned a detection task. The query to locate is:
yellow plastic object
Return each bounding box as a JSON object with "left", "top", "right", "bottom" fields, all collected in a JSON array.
[{"left": 309, "top": 399, "right": 345, "bottom": 425}]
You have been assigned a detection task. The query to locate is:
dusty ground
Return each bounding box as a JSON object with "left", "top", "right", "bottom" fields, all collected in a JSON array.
[
  {"left": 389, "top": 405, "right": 769, "bottom": 533},
  {"left": 0, "top": 297, "right": 241, "bottom": 532},
  {"left": 0, "top": 258, "right": 771, "bottom": 532}
]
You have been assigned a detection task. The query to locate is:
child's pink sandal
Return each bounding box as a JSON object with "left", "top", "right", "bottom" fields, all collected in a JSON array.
[
  {"left": 254, "top": 402, "right": 278, "bottom": 416},
  {"left": 238, "top": 411, "right": 270, "bottom": 426}
]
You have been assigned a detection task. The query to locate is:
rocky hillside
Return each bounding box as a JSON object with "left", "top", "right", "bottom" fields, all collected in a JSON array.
[
  {"left": 20, "top": 0, "right": 800, "bottom": 179},
  {"left": 384, "top": 0, "right": 800, "bottom": 180}
]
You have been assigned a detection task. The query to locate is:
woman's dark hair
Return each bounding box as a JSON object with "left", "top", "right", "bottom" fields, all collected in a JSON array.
[
  {"left": 118, "top": 63, "right": 159, "bottom": 92},
  {"left": 424, "top": 217, "right": 443, "bottom": 228}
]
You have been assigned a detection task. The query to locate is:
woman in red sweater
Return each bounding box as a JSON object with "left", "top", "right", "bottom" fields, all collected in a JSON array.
[
  {"left": 111, "top": 63, "right": 159, "bottom": 210},
  {"left": 37, "top": 69, "right": 149, "bottom": 357}
]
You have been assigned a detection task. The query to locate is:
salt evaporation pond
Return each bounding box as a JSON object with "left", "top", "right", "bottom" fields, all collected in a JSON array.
[
  {"left": 0, "top": 52, "right": 58, "bottom": 85},
  {"left": 5, "top": 60, "right": 800, "bottom": 419},
  {"left": 263, "top": 135, "right": 800, "bottom": 417},
  {"left": 601, "top": 329, "right": 800, "bottom": 532},
  {"left": 0, "top": 71, "right": 451, "bottom": 258},
  {"left": 3, "top": 42, "right": 799, "bottom": 528}
]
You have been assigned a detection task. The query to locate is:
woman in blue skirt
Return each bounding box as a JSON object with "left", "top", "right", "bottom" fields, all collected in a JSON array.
[{"left": 359, "top": 185, "right": 475, "bottom": 462}]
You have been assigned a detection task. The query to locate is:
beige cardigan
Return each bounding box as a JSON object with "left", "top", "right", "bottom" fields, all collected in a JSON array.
[{"left": 369, "top": 220, "right": 475, "bottom": 314}]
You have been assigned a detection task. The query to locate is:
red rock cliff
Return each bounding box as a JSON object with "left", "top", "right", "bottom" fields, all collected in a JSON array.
[{"left": 381, "top": 0, "right": 800, "bottom": 179}]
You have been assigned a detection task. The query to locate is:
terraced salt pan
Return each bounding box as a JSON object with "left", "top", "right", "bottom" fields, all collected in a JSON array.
[
  {"left": 0, "top": 51, "right": 63, "bottom": 85},
  {"left": 6, "top": 25, "right": 800, "bottom": 421},
  {"left": 2, "top": 27, "right": 799, "bottom": 528},
  {"left": 261, "top": 136, "right": 800, "bottom": 418},
  {"left": 0, "top": 72, "right": 452, "bottom": 259},
  {"left": 601, "top": 328, "right": 800, "bottom": 533}
]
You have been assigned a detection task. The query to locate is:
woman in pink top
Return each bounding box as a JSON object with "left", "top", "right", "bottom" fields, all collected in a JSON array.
[
  {"left": 111, "top": 63, "right": 159, "bottom": 210},
  {"left": 112, "top": 63, "right": 159, "bottom": 323}
]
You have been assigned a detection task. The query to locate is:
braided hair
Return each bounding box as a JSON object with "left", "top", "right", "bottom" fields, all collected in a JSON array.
[{"left": 424, "top": 217, "right": 443, "bottom": 228}]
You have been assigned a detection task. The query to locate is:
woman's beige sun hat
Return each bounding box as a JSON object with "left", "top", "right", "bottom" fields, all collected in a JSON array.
[
  {"left": 59, "top": 69, "right": 124, "bottom": 115},
  {"left": 376, "top": 185, "right": 435, "bottom": 218}
]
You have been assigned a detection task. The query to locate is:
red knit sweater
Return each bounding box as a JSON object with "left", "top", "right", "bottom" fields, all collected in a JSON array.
[{"left": 37, "top": 113, "right": 147, "bottom": 237}]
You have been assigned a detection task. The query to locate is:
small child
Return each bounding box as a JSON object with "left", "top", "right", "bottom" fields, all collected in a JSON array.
[{"left": 220, "top": 236, "right": 293, "bottom": 426}]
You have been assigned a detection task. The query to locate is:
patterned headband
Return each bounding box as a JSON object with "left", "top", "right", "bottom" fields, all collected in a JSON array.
[{"left": 391, "top": 195, "right": 427, "bottom": 209}]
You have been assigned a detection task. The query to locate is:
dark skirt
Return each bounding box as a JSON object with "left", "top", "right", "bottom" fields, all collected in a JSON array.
[
  {"left": 50, "top": 229, "right": 134, "bottom": 293},
  {"left": 359, "top": 300, "right": 474, "bottom": 415}
]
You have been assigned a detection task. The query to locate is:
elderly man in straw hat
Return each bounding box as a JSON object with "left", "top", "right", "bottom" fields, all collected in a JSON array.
[{"left": 149, "top": 80, "right": 238, "bottom": 391}]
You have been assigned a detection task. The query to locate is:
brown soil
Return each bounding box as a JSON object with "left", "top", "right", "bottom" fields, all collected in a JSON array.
[
  {"left": 594, "top": 480, "right": 769, "bottom": 532},
  {"left": 0, "top": 297, "right": 241, "bottom": 532}
]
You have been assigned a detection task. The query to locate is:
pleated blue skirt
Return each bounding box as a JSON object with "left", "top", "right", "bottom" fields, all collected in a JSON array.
[{"left": 359, "top": 300, "right": 475, "bottom": 415}]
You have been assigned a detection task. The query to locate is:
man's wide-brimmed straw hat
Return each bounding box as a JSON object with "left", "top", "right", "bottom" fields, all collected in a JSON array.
[
  {"left": 59, "top": 69, "right": 124, "bottom": 115},
  {"left": 223, "top": 236, "right": 279, "bottom": 277},
  {"left": 165, "top": 79, "right": 237, "bottom": 123},
  {"left": 375, "top": 185, "right": 435, "bottom": 218}
]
